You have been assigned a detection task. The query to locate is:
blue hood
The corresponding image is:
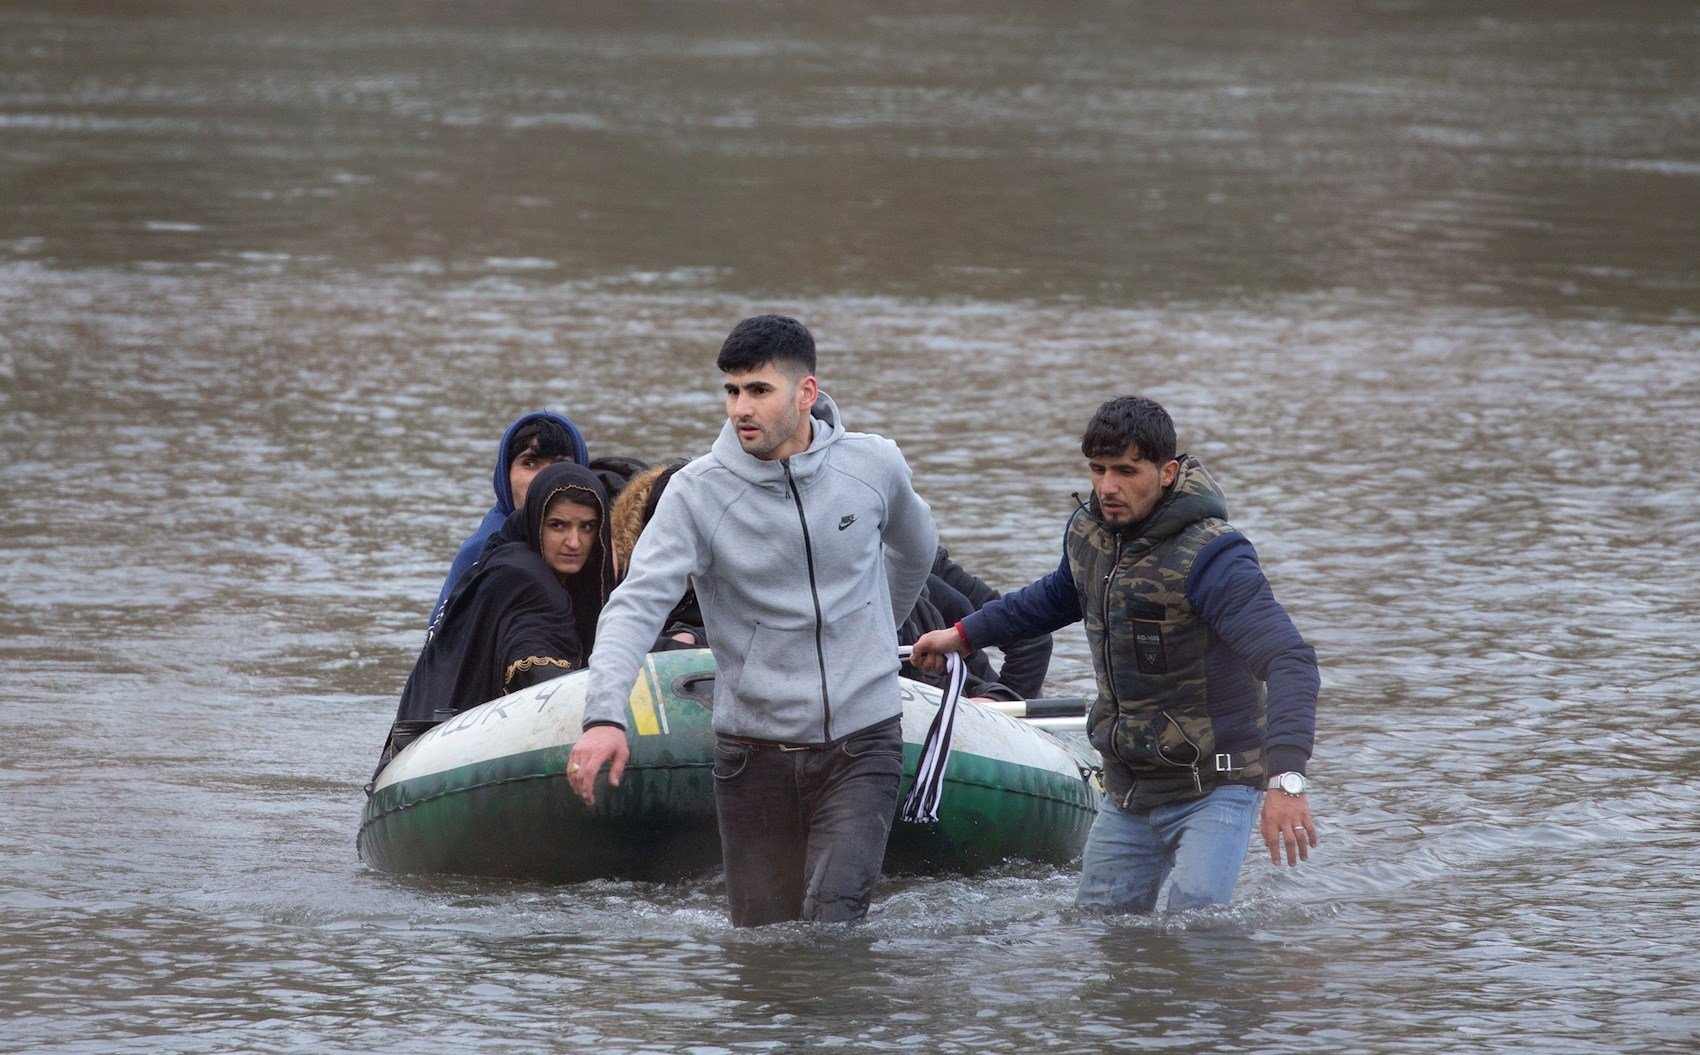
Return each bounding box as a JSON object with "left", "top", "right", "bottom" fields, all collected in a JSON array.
[{"left": 490, "top": 410, "right": 591, "bottom": 515}]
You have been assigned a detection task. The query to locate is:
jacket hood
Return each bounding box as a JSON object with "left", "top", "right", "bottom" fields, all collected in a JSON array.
[
  {"left": 491, "top": 410, "right": 591, "bottom": 514},
  {"left": 710, "top": 389, "right": 846, "bottom": 489}
]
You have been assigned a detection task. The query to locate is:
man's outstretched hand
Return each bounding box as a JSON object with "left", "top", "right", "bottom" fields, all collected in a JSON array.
[{"left": 567, "top": 725, "right": 630, "bottom": 806}]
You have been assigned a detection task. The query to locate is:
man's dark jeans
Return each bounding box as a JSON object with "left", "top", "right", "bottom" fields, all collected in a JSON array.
[{"left": 712, "top": 715, "right": 904, "bottom": 928}]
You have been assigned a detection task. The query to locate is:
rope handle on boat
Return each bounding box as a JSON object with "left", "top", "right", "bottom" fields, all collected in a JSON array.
[{"left": 897, "top": 645, "right": 966, "bottom": 824}]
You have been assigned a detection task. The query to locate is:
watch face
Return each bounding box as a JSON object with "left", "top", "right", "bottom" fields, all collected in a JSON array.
[{"left": 1279, "top": 773, "right": 1306, "bottom": 794}]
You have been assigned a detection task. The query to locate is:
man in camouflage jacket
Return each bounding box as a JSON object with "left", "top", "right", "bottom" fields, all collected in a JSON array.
[{"left": 912, "top": 395, "right": 1319, "bottom": 913}]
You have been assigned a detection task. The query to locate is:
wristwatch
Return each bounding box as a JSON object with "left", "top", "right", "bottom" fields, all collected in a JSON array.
[{"left": 1270, "top": 772, "right": 1308, "bottom": 796}]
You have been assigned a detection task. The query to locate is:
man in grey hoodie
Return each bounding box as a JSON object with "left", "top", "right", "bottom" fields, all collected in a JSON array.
[{"left": 567, "top": 315, "right": 938, "bottom": 926}]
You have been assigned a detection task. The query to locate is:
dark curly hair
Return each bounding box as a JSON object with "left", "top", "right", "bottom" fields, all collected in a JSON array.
[
  {"left": 506, "top": 418, "right": 578, "bottom": 465},
  {"left": 1080, "top": 396, "right": 1177, "bottom": 465}
]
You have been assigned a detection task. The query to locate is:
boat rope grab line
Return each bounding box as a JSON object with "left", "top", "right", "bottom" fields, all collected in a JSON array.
[{"left": 898, "top": 646, "right": 965, "bottom": 824}]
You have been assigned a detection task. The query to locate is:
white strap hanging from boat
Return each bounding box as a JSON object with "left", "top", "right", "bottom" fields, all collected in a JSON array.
[{"left": 897, "top": 647, "right": 966, "bottom": 824}]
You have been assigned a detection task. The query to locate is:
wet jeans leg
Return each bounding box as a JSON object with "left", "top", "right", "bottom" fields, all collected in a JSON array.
[
  {"left": 714, "top": 737, "right": 806, "bottom": 928},
  {"left": 713, "top": 718, "right": 902, "bottom": 928},
  {"left": 1076, "top": 796, "right": 1170, "bottom": 913},
  {"left": 799, "top": 718, "right": 903, "bottom": 923},
  {"left": 1159, "top": 783, "right": 1260, "bottom": 912},
  {"left": 1076, "top": 784, "right": 1261, "bottom": 914}
]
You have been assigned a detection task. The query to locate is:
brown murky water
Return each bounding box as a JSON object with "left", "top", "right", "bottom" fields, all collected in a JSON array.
[{"left": 3, "top": 3, "right": 1698, "bottom": 1052}]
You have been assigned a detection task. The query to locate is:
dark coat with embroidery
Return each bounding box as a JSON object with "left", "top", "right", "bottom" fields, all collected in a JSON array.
[{"left": 380, "top": 463, "right": 614, "bottom": 772}]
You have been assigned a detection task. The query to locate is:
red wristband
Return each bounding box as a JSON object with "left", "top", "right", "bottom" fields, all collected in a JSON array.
[{"left": 953, "top": 621, "right": 971, "bottom": 650}]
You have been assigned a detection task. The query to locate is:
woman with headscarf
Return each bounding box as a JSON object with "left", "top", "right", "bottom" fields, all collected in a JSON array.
[{"left": 374, "top": 461, "right": 616, "bottom": 778}]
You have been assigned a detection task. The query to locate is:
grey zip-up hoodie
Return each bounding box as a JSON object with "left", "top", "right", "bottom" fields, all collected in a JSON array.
[{"left": 582, "top": 392, "right": 937, "bottom": 743}]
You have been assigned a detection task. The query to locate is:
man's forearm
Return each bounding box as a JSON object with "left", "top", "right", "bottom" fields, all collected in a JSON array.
[
  {"left": 581, "top": 588, "right": 671, "bottom": 729},
  {"left": 1190, "top": 537, "right": 1318, "bottom": 774},
  {"left": 582, "top": 509, "right": 701, "bottom": 728},
  {"left": 1262, "top": 645, "right": 1319, "bottom": 775},
  {"left": 960, "top": 555, "right": 1080, "bottom": 648}
]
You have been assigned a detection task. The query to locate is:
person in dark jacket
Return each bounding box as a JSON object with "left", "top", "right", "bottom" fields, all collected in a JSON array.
[
  {"left": 375, "top": 461, "right": 615, "bottom": 779},
  {"left": 899, "top": 579, "right": 1018, "bottom": 701},
  {"left": 901, "top": 545, "right": 1053, "bottom": 700},
  {"left": 929, "top": 545, "right": 1051, "bottom": 699},
  {"left": 589, "top": 453, "right": 652, "bottom": 505},
  {"left": 428, "top": 410, "right": 591, "bottom": 630},
  {"left": 912, "top": 396, "right": 1320, "bottom": 914}
]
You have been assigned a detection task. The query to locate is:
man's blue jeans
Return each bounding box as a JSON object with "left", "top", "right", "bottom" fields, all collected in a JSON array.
[{"left": 1075, "top": 783, "right": 1262, "bottom": 914}]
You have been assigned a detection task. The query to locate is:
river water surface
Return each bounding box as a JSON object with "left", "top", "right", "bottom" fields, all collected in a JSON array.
[{"left": 3, "top": 3, "right": 1698, "bottom": 1053}]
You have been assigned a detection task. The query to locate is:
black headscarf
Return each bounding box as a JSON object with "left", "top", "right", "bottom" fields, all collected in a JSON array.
[
  {"left": 387, "top": 463, "right": 615, "bottom": 735},
  {"left": 480, "top": 461, "right": 617, "bottom": 650}
]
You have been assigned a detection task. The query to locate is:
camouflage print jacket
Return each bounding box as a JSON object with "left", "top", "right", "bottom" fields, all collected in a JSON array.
[{"left": 960, "top": 454, "right": 1319, "bottom": 811}]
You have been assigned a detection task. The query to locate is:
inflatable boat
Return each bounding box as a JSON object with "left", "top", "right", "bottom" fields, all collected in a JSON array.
[{"left": 359, "top": 648, "right": 1102, "bottom": 881}]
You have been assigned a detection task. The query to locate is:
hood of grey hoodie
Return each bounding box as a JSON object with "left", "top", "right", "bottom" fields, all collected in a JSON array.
[
  {"left": 708, "top": 388, "right": 846, "bottom": 492},
  {"left": 583, "top": 389, "right": 939, "bottom": 742}
]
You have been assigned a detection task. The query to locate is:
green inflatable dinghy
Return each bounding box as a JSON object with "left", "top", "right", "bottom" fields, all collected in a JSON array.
[{"left": 359, "top": 648, "right": 1101, "bottom": 881}]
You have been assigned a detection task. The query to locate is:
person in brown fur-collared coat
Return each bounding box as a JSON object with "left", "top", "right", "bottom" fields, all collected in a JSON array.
[{"left": 609, "top": 461, "right": 706, "bottom": 650}]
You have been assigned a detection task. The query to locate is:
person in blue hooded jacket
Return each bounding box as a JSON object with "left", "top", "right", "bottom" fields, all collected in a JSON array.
[{"left": 428, "top": 411, "right": 590, "bottom": 630}]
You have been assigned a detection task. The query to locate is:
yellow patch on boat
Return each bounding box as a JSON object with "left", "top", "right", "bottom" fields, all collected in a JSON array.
[{"left": 628, "top": 658, "right": 665, "bottom": 736}]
